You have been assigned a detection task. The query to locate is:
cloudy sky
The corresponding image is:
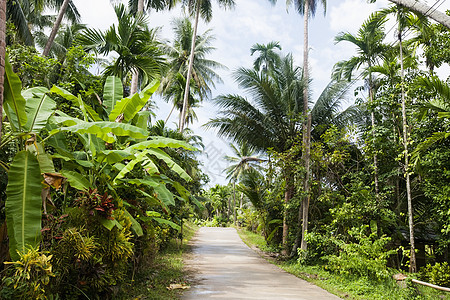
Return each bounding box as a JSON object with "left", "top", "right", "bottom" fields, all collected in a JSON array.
[{"left": 70, "top": 0, "right": 447, "bottom": 186}]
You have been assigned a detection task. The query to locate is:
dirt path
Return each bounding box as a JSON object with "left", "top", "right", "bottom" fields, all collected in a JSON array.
[{"left": 183, "top": 227, "right": 341, "bottom": 299}]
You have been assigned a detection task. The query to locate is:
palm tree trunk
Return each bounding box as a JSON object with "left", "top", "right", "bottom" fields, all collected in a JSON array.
[
  {"left": 179, "top": 0, "right": 200, "bottom": 132},
  {"left": 0, "top": 0, "right": 6, "bottom": 142},
  {"left": 282, "top": 172, "right": 294, "bottom": 255},
  {"left": 165, "top": 103, "right": 177, "bottom": 123},
  {"left": 130, "top": 0, "right": 145, "bottom": 95},
  {"left": 368, "top": 69, "right": 380, "bottom": 197},
  {"left": 137, "top": 0, "right": 144, "bottom": 12},
  {"left": 240, "top": 192, "right": 243, "bottom": 208},
  {"left": 399, "top": 29, "right": 416, "bottom": 273},
  {"left": 42, "top": 0, "right": 70, "bottom": 56},
  {"left": 300, "top": 0, "right": 311, "bottom": 253},
  {"left": 233, "top": 180, "right": 237, "bottom": 226}
]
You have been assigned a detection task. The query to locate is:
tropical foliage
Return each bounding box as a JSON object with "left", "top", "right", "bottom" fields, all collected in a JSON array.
[{"left": 1, "top": 0, "right": 450, "bottom": 299}]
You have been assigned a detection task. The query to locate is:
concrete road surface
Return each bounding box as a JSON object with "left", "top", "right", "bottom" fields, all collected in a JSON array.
[{"left": 183, "top": 227, "right": 341, "bottom": 299}]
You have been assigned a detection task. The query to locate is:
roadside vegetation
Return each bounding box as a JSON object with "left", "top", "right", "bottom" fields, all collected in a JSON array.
[{"left": 0, "top": 0, "right": 449, "bottom": 299}]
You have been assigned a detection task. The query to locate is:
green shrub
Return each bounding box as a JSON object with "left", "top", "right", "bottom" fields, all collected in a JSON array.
[
  {"left": 420, "top": 262, "right": 450, "bottom": 287},
  {"left": 322, "top": 225, "right": 395, "bottom": 280},
  {"left": 0, "top": 247, "right": 55, "bottom": 299}
]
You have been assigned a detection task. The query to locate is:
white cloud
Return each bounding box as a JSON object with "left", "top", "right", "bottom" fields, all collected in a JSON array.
[{"left": 329, "top": 0, "right": 389, "bottom": 33}]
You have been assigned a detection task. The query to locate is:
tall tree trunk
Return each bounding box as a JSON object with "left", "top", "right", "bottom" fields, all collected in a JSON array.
[
  {"left": 179, "top": 0, "right": 200, "bottom": 132},
  {"left": 368, "top": 69, "right": 380, "bottom": 197},
  {"left": 300, "top": 0, "right": 311, "bottom": 253},
  {"left": 399, "top": 28, "right": 416, "bottom": 273},
  {"left": 282, "top": 172, "right": 294, "bottom": 255},
  {"left": 137, "top": 0, "right": 144, "bottom": 12},
  {"left": 0, "top": 0, "right": 6, "bottom": 142},
  {"left": 233, "top": 180, "right": 237, "bottom": 226},
  {"left": 42, "top": 0, "right": 70, "bottom": 56},
  {"left": 165, "top": 103, "right": 177, "bottom": 123},
  {"left": 388, "top": 0, "right": 450, "bottom": 29},
  {"left": 130, "top": 0, "right": 145, "bottom": 95},
  {"left": 240, "top": 192, "right": 243, "bottom": 208}
]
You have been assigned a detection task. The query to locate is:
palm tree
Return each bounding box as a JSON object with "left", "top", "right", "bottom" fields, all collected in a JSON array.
[
  {"left": 128, "top": 0, "right": 179, "bottom": 15},
  {"left": 277, "top": 0, "right": 326, "bottom": 253},
  {"left": 36, "top": 23, "right": 87, "bottom": 61},
  {"left": 224, "top": 142, "right": 265, "bottom": 225},
  {"left": 179, "top": 0, "right": 235, "bottom": 132},
  {"left": 332, "top": 12, "right": 387, "bottom": 198},
  {"left": 250, "top": 41, "right": 282, "bottom": 73},
  {"left": 163, "top": 72, "right": 201, "bottom": 127},
  {"left": 7, "top": 0, "right": 80, "bottom": 47},
  {"left": 128, "top": 0, "right": 179, "bottom": 94},
  {"left": 207, "top": 53, "right": 305, "bottom": 250},
  {"left": 163, "top": 16, "right": 224, "bottom": 127},
  {"left": 77, "top": 4, "right": 165, "bottom": 90},
  {"left": 42, "top": 0, "right": 69, "bottom": 56}
]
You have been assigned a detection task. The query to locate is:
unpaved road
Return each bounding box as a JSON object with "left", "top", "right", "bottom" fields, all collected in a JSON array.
[{"left": 183, "top": 227, "right": 341, "bottom": 299}]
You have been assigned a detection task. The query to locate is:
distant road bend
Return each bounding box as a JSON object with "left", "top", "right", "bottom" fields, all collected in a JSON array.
[{"left": 183, "top": 227, "right": 341, "bottom": 299}]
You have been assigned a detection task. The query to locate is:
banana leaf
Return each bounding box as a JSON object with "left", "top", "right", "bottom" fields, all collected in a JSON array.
[
  {"left": 139, "top": 216, "right": 180, "bottom": 231},
  {"left": 127, "top": 136, "right": 196, "bottom": 151},
  {"left": 55, "top": 121, "right": 148, "bottom": 143},
  {"left": 4, "top": 56, "right": 27, "bottom": 131},
  {"left": 61, "top": 170, "right": 92, "bottom": 191},
  {"left": 103, "top": 76, "right": 123, "bottom": 115},
  {"left": 23, "top": 87, "right": 56, "bottom": 132},
  {"left": 108, "top": 79, "right": 159, "bottom": 122},
  {"left": 146, "top": 148, "right": 192, "bottom": 182},
  {"left": 5, "top": 151, "right": 43, "bottom": 261}
]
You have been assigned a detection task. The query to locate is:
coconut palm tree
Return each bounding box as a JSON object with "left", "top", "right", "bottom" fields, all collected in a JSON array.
[
  {"left": 207, "top": 53, "right": 305, "bottom": 249},
  {"left": 128, "top": 0, "right": 179, "bottom": 94},
  {"left": 77, "top": 4, "right": 165, "bottom": 90},
  {"left": 36, "top": 23, "right": 87, "bottom": 61},
  {"left": 332, "top": 12, "right": 387, "bottom": 197},
  {"left": 7, "top": 0, "right": 80, "bottom": 47},
  {"left": 163, "top": 72, "right": 202, "bottom": 127},
  {"left": 179, "top": 0, "right": 235, "bottom": 132},
  {"left": 268, "top": 0, "right": 326, "bottom": 253},
  {"left": 224, "top": 142, "right": 265, "bottom": 225},
  {"left": 162, "top": 16, "right": 224, "bottom": 126}
]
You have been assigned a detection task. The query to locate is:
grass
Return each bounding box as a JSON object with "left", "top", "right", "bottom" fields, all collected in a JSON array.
[
  {"left": 119, "top": 221, "right": 199, "bottom": 300},
  {"left": 237, "top": 228, "right": 450, "bottom": 300}
]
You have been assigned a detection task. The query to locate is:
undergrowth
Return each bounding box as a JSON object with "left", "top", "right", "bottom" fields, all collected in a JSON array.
[
  {"left": 237, "top": 228, "right": 450, "bottom": 300},
  {"left": 118, "top": 221, "right": 199, "bottom": 300}
]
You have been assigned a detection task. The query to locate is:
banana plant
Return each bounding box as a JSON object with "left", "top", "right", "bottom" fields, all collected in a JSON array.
[
  {"left": 45, "top": 76, "right": 197, "bottom": 236},
  {"left": 2, "top": 57, "right": 61, "bottom": 261}
]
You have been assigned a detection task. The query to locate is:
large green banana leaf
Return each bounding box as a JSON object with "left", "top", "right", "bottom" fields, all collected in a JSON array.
[
  {"left": 132, "top": 111, "right": 152, "bottom": 131},
  {"left": 109, "top": 79, "right": 159, "bottom": 122},
  {"left": 5, "top": 151, "right": 43, "bottom": 261},
  {"left": 3, "top": 56, "right": 27, "bottom": 131},
  {"left": 54, "top": 121, "right": 148, "bottom": 143},
  {"left": 61, "top": 170, "right": 92, "bottom": 191},
  {"left": 96, "top": 150, "right": 134, "bottom": 165},
  {"left": 146, "top": 148, "right": 192, "bottom": 182},
  {"left": 23, "top": 87, "right": 56, "bottom": 132},
  {"left": 103, "top": 76, "right": 123, "bottom": 115},
  {"left": 113, "top": 151, "right": 158, "bottom": 184},
  {"left": 27, "top": 142, "right": 56, "bottom": 174},
  {"left": 154, "top": 184, "right": 175, "bottom": 207},
  {"left": 126, "top": 137, "right": 196, "bottom": 151}
]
